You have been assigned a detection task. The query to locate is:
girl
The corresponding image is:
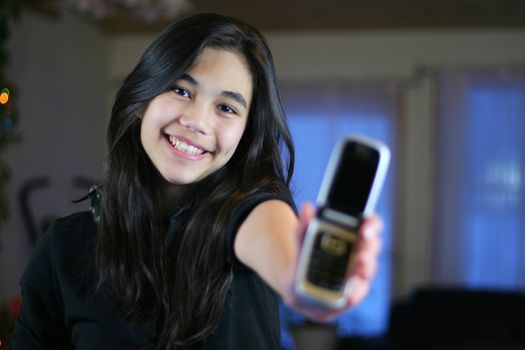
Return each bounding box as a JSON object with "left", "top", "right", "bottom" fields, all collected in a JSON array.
[{"left": 11, "top": 13, "right": 382, "bottom": 350}]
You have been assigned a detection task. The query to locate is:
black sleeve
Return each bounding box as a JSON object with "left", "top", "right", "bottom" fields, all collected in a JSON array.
[
  {"left": 225, "top": 192, "right": 296, "bottom": 270},
  {"left": 11, "top": 225, "right": 71, "bottom": 349}
]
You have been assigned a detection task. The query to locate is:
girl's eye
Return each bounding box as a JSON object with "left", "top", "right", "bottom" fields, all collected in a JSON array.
[
  {"left": 172, "top": 86, "right": 190, "bottom": 98},
  {"left": 218, "top": 104, "right": 236, "bottom": 115}
]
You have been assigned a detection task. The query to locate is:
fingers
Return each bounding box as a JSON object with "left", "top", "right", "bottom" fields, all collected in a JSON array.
[
  {"left": 292, "top": 210, "right": 384, "bottom": 318},
  {"left": 346, "top": 276, "right": 372, "bottom": 308},
  {"left": 354, "top": 214, "right": 383, "bottom": 277},
  {"left": 353, "top": 236, "right": 381, "bottom": 280},
  {"left": 297, "top": 202, "right": 316, "bottom": 241},
  {"left": 359, "top": 214, "right": 383, "bottom": 240},
  {"left": 345, "top": 214, "right": 384, "bottom": 306},
  {"left": 352, "top": 252, "right": 379, "bottom": 281},
  {"left": 299, "top": 202, "right": 316, "bottom": 226}
]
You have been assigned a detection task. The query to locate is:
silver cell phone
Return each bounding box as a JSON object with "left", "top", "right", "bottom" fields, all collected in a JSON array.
[{"left": 295, "top": 134, "right": 390, "bottom": 308}]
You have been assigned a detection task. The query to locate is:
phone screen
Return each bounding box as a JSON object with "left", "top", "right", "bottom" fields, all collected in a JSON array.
[{"left": 326, "top": 141, "right": 379, "bottom": 216}]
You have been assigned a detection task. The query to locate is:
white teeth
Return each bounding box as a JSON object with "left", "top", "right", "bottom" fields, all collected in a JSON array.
[{"left": 169, "top": 136, "right": 205, "bottom": 155}]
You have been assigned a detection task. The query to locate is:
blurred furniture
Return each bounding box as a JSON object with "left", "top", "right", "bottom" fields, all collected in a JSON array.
[
  {"left": 389, "top": 287, "right": 525, "bottom": 350},
  {"left": 333, "top": 287, "right": 525, "bottom": 350}
]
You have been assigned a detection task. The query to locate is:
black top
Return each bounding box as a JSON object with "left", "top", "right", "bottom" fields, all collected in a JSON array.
[{"left": 12, "top": 193, "right": 289, "bottom": 349}]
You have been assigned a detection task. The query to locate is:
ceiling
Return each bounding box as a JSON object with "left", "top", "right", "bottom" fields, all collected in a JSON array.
[{"left": 28, "top": 0, "right": 525, "bottom": 34}]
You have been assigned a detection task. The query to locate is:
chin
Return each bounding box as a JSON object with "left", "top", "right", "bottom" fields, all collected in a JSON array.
[
  {"left": 163, "top": 173, "right": 202, "bottom": 186},
  {"left": 165, "top": 177, "right": 195, "bottom": 186}
]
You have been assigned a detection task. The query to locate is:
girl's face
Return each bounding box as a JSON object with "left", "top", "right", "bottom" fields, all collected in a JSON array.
[{"left": 140, "top": 48, "right": 253, "bottom": 188}]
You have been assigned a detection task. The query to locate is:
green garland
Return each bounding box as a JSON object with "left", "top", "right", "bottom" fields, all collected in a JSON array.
[{"left": 0, "top": 1, "right": 21, "bottom": 228}]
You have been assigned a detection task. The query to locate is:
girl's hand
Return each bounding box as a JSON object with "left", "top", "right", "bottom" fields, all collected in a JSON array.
[{"left": 282, "top": 202, "right": 383, "bottom": 322}]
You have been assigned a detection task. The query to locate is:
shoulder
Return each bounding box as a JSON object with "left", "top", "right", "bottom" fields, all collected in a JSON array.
[
  {"left": 227, "top": 192, "right": 295, "bottom": 234},
  {"left": 234, "top": 190, "right": 296, "bottom": 219},
  {"left": 42, "top": 211, "right": 97, "bottom": 254},
  {"left": 23, "top": 211, "right": 97, "bottom": 284},
  {"left": 234, "top": 197, "right": 297, "bottom": 252},
  {"left": 225, "top": 192, "right": 295, "bottom": 267},
  {"left": 15, "top": 211, "right": 99, "bottom": 348},
  {"left": 30, "top": 210, "right": 95, "bottom": 251},
  {"left": 50, "top": 210, "right": 96, "bottom": 233},
  {"left": 236, "top": 199, "right": 297, "bottom": 244},
  {"left": 48, "top": 210, "right": 97, "bottom": 237}
]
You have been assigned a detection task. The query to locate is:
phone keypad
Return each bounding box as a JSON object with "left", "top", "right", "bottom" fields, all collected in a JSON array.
[{"left": 306, "top": 231, "right": 354, "bottom": 291}]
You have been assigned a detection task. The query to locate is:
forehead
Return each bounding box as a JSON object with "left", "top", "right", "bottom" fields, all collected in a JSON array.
[
  {"left": 189, "top": 47, "right": 250, "bottom": 75},
  {"left": 185, "top": 48, "right": 254, "bottom": 100}
]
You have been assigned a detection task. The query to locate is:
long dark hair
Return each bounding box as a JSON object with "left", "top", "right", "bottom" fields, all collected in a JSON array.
[{"left": 96, "top": 13, "right": 294, "bottom": 349}]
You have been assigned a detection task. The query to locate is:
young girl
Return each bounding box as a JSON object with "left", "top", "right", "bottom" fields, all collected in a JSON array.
[{"left": 11, "top": 13, "right": 382, "bottom": 350}]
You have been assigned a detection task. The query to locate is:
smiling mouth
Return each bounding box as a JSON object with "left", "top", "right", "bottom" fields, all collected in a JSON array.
[{"left": 168, "top": 135, "right": 206, "bottom": 155}]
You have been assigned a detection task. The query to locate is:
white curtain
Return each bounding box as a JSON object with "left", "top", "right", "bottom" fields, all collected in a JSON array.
[
  {"left": 279, "top": 81, "right": 398, "bottom": 339},
  {"left": 434, "top": 68, "right": 525, "bottom": 289}
]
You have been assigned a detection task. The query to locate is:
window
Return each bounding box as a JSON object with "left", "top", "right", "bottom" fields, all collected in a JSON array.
[{"left": 435, "top": 69, "right": 525, "bottom": 289}]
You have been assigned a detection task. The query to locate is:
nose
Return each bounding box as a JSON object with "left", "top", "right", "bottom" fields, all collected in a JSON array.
[{"left": 178, "top": 101, "right": 211, "bottom": 135}]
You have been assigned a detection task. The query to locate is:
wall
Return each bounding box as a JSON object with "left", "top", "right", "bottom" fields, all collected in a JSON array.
[{"left": 0, "top": 11, "right": 109, "bottom": 300}]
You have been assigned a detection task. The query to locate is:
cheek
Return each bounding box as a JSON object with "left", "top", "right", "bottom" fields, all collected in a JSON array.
[
  {"left": 139, "top": 118, "right": 152, "bottom": 147},
  {"left": 139, "top": 119, "right": 147, "bottom": 146},
  {"left": 141, "top": 111, "right": 163, "bottom": 138},
  {"left": 223, "top": 123, "right": 247, "bottom": 154},
  {"left": 139, "top": 116, "right": 162, "bottom": 157}
]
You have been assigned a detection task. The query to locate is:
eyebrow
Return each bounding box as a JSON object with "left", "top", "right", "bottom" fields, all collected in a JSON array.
[{"left": 179, "top": 73, "right": 248, "bottom": 109}]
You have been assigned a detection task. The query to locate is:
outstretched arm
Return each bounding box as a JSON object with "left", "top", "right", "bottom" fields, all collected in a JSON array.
[{"left": 234, "top": 199, "right": 383, "bottom": 322}]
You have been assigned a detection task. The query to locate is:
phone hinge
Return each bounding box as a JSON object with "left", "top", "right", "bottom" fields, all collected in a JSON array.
[{"left": 320, "top": 208, "right": 360, "bottom": 228}]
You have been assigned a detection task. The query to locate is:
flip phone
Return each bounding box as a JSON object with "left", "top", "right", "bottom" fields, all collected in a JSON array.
[{"left": 295, "top": 134, "right": 390, "bottom": 308}]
